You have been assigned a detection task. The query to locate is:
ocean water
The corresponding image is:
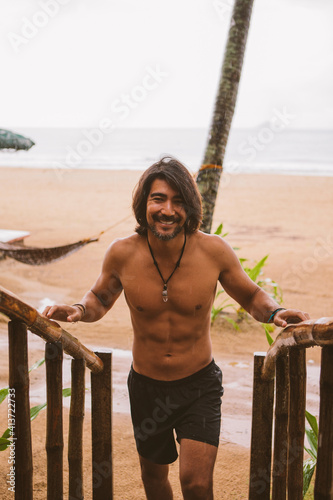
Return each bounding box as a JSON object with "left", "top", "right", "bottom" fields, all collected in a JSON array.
[{"left": 0, "top": 127, "right": 332, "bottom": 176}]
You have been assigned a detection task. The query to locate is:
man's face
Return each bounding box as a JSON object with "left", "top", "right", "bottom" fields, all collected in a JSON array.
[{"left": 146, "top": 178, "right": 187, "bottom": 241}]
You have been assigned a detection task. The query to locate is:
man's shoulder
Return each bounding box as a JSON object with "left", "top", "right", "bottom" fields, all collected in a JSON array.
[
  {"left": 101, "top": 233, "right": 144, "bottom": 272},
  {"left": 194, "top": 230, "right": 230, "bottom": 253},
  {"left": 191, "top": 231, "right": 236, "bottom": 268},
  {"left": 107, "top": 233, "right": 143, "bottom": 258},
  {"left": 191, "top": 231, "right": 239, "bottom": 275}
]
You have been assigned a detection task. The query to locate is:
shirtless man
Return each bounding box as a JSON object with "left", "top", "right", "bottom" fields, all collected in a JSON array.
[{"left": 43, "top": 157, "right": 309, "bottom": 500}]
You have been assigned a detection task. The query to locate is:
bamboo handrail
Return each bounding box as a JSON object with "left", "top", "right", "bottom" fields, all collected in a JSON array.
[
  {"left": 261, "top": 317, "right": 333, "bottom": 381},
  {"left": 0, "top": 286, "right": 103, "bottom": 373}
]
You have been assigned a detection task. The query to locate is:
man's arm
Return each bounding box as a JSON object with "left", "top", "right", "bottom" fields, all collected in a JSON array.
[
  {"left": 217, "top": 238, "right": 309, "bottom": 327},
  {"left": 43, "top": 241, "right": 123, "bottom": 323}
]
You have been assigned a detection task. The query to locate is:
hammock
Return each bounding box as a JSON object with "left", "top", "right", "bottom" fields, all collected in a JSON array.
[
  {"left": 0, "top": 215, "right": 132, "bottom": 266},
  {"left": 0, "top": 238, "right": 98, "bottom": 266}
]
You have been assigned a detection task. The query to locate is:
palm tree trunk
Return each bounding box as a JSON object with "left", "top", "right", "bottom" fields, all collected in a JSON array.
[{"left": 196, "top": 0, "right": 255, "bottom": 233}]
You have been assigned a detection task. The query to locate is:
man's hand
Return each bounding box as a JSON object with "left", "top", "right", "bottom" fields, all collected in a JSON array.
[
  {"left": 273, "top": 308, "right": 310, "bottom": 328},
  {"left": 42, "top": 304, "right": 83, "bottom": 323}
]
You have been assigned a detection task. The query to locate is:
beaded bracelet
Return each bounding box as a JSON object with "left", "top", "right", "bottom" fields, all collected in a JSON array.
[{"left": 267, "top": 307, "right": 286, "bottom": 323}]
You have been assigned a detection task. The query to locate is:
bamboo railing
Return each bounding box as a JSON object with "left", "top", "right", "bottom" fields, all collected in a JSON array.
[
  {"left": 0, "top": 286, "right": 103, "bottom": 373},
  {"left": 249, "top": 318, "right": 333, "bottom": 500},
  {"left": 0, "top": 286, "right": 113, "bottom": 500}
]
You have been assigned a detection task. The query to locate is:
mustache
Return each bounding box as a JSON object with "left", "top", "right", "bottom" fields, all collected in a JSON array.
[{"left": 152, "top": 214, "right": 181, "bottom": 223}]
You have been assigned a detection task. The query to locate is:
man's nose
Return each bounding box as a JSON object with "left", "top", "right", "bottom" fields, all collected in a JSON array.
[{"left": 161, "top": 200, "right": 175, "bottom": 215}]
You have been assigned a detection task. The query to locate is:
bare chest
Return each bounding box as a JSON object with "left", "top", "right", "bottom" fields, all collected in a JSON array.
[{"left": 120, "top": 251, "right": 219, "bottom": 316}]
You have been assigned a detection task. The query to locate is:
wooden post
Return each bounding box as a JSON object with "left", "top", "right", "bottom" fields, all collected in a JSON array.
[
  {"left": 249, "top": 353, "right": 274, "bottom": 500},
  {"left": 45, "top": 341, "right": 63, "bottom": 500},
  {"left": 314, "top": 346, "right": 333, "bottom": 500},
  {"left": 91, "top": 351, "right": 112, "bottom": 500},
  {"left": 287, "top": 349, "right": 306, "bottom": 500},
  {"left": 68, "top": 358, "right": 86, "bottom": 500},
  {"left": 272, "top": 353, "right": 290, "bottom": 500},
  {"left": 8, "top": 320, "right": 33, "bottom": 500}
]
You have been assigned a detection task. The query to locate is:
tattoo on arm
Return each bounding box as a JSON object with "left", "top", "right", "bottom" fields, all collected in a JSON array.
[
  {"left": 90, "top": 289, "right": 109, "bottom": 308},
  {"left": 246, "top": 285, "right": 261, "bottom": 307},
  {"left": 251, "top": 286, "right": 261, "bottom": 300}
]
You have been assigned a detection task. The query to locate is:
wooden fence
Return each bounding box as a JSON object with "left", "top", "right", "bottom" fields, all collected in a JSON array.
[
  {"left": 2, "top": 283, "right": 333, "bottom": 499},
  {"left": 0, "top": 286, "right": 113, "bottom": 500},
  {"left": 249, "top": 318, "right": 333, "bottom": 500}
]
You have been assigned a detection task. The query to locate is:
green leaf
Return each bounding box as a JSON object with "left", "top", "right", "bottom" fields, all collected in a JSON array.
[
  {"left": 304, "top": 445, "right": 317, "bottom": 461},
  {"left": 29, "top": 358, "right": 45, "bottom": 373},
  {"left": 30, "top": 403, "right": 47, "bottom": 421},
  {"left": 265, "top": 323, "right": 275, "bottom": 333},
  {"left": 303, "top": 458, "right": 316, "bottom": 496},
  {"left": 305, "top": 428, "right": 318, "bottom": 459},
  {"left": 211, "top": 308, "right": 220, "bottom": 323},
  {"left": 305, "top": 410, "right": 318, "bottom": 438},
  {"left": 0, "top": 437, "right": 11, "bottom": 444},
  {"left": 247, "top": 255, "right": 269, "bottom": 283},
  {"left": 211, "top": 304, "right": 232, "bottom": 323},
  {"left": 0, "top": 428, "right": 12, "bottom": 451},
  {"left": 2, "top": 428, "right": 11, "bottom": 439},
  {"left": 214, "top": 223, "right": 229, "bottom": 238},
  {"left": 264, "top": 327, "right": 274, "bottom": 346},
  {"left": 214, "top": 223, "right": 223, "bottom": 235},
  {"left": 29, "top": 388, "right": 70, "bottom": 422},
  {"left": 224, "top": 317, "right": 240, "bottom": 331},
  {"left": 0, "top": 437, "right": 11, "bottom": 452},
  {"left": 62, "top": 388, "right": 71, "bottom": 398},
  {"left": 0, "top": 387, "right": 9, "bottom": 405}
]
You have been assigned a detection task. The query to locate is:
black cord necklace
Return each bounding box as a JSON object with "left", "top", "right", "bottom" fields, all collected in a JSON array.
[{"left": 147, "top": 232, "right": 187, "bottom": 302}]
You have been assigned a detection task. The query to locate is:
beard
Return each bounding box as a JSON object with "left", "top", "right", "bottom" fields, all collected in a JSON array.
[{"left": 148, "top": 215, "right": 184, "bottom": 241}]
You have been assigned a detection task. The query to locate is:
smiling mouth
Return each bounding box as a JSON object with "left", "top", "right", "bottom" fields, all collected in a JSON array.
[
  {"left": 159, "top": 220, "right": 175, "bottom": 225},
  {"left": 154, "top": 216, "right": 180, "bottom": 226}
]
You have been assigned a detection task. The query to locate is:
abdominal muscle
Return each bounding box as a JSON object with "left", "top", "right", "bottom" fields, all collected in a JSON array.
[{"left": 131, "top": 314, "right": 213, "bottom": 381}]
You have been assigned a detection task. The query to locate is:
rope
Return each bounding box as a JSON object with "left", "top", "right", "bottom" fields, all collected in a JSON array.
[
  {"left": 199, "top": 164, "right": 223, "bottom": 171},
  {"left": 93, "top": 214, "right": 133, "bottom": 240}
]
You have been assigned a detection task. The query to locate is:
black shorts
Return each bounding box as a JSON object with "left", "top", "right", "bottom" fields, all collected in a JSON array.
[{"left": 127, "top": 359, "right": 223, "bottom": 464}]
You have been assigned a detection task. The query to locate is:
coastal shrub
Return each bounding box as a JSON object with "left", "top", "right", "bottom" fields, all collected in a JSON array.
[
  {"left": 211, "top": 223, "right": 283, "bottom": 329},
  {"left": 303, "top": 410, "right": 318, "bottom": 496}
]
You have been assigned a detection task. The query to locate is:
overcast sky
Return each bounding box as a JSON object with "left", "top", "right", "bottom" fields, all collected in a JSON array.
[{"left": 2, "top": 0, "right": 333, "bottom": 129}]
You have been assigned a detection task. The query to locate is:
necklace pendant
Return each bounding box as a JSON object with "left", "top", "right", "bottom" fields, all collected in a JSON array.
[
  {"left": 162, "top": 285, "right": 168, "bottom": 302},
  {"left": 147, "top": 233, "right": 186, "bottom": 306}
]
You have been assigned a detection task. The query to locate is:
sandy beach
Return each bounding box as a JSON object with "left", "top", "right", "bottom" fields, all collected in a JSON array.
[{"left": 1, "top": 166, "right": 332, "bottom": 498}]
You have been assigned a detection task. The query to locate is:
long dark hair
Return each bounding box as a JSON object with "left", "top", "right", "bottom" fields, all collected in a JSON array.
[{"left": 132, "top": 156, "right": 202, "bottom": 236}]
